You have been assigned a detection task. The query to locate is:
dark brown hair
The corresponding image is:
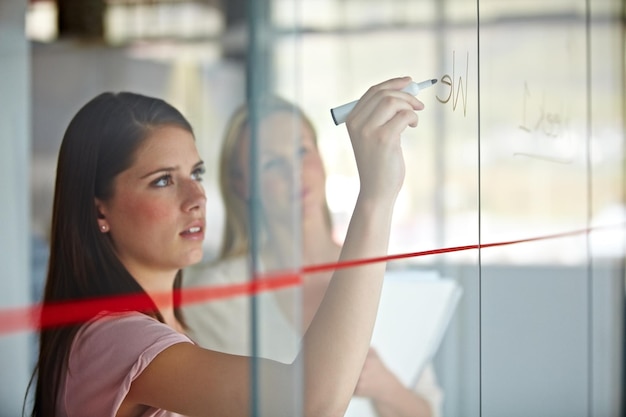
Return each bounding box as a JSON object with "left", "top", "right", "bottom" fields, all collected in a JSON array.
[{"left": 26, "top": 92, "right": 193, "bottom": 416}]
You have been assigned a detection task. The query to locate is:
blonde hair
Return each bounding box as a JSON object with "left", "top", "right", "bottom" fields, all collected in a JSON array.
[{"left": 217, "top": 95, "right": 333, "bottom": 260}]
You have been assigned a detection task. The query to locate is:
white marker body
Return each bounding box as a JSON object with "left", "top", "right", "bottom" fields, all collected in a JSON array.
[{"left": 330, "top": 79, "right": 437, "bottom": 125}]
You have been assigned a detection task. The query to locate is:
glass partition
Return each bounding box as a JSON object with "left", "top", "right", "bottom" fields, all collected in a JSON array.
[
  {"left": 5, "top": 0, "right": 623, "bottom": 415},
  {"left": 250, "top": 0, "right": 624, "bottom": 416},
  {"left": 268, "top": 1, "right": 482, "bottom": 416},
  {"left": 478, "top": 2, "right": 591, "bottom": 415}
]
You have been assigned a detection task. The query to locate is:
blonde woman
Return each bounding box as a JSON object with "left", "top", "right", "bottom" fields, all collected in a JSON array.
[{"left": 184, "top": 87, "right": 442, "bottom": 417}]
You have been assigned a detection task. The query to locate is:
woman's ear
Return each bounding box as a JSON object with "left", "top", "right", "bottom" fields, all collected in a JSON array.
[{"left": 94, "top": 198, "right": 110, "bottom": 233}]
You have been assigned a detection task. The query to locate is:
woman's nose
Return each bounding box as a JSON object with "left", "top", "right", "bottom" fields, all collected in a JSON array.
[{"left": 182, "top": 180, "right": 206, "bottom": 212}]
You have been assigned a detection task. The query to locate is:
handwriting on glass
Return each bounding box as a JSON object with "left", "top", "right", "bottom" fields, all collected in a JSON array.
[
  {"left": 515, "top": 82, "right": 573, "bottom": 163},
  {"left": 436, "top": 50, "right": 469, "bottom": 117},
  {"left": 519, "top": 82, "right": 569, "bottom": 138}
]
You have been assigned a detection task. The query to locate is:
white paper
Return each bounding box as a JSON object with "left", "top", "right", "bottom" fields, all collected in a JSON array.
[{"left": 345, "top": 269, "right": 462, "bottom": 417}]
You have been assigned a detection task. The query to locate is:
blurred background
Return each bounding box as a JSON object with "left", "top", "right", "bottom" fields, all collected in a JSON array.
[{"left": 1, "top": 0, "right": 624, "bottom": 415}]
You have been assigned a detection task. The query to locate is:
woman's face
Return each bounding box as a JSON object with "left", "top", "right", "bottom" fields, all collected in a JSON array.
[
  {"left": 235, "top": 112, "right": 327, "bottom": 219},
  {"left": 96, "top": 125, "right": 207, "bottom": 279}
]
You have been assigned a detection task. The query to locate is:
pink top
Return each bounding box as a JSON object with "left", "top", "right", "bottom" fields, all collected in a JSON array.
[{"left": 58, "top": 311, "right": 192, "bottom": 417}]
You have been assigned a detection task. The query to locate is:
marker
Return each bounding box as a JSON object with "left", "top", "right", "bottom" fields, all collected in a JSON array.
[{"left": 330, "top": 78, "right": 438, "bottom": 125}]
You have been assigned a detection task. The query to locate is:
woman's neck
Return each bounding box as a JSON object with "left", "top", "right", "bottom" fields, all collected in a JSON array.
[
  {"left": 128, "top": 267, "right": 182, "bottom": 331},
  {"left": 264, "top": 208, "right": 339, "bottom": 268}
]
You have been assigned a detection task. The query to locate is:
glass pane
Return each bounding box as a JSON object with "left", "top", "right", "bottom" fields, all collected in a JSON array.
[
  {"left": 588, "top": 0, "right": 625, "bottom": 414},
  {"left": 273, "top": 1, "right": 480, "bottom": 416},
  {"left": 479, "top": 2, "right": 591, "bottom": 415},
  {"left": 247, "top": 1, "right": 304, "bottom": 415},
  {"left": 2, "top": 0, "right": 622, "bottom": 416},
  {"left": 478, "top": 1, "right": 624, "bottom": 417}
]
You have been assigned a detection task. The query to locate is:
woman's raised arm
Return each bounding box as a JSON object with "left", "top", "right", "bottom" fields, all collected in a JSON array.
[{"left": 124, "top": 76, "right": 425, "bottom": 417}]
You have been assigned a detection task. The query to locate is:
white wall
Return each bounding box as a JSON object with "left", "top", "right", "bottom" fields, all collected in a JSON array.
[{"left": 0, "top": 0, "right": 32, "bottom": 414}]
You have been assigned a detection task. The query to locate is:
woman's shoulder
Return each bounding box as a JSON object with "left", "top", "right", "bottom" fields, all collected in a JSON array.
[
  {"left": 75, "top": 311, "right": 191, "bottom": 353},
  {"left": 63, "top": 312, "right": 191, "bottom": 416},
  {"left": 70, "top": 311, "right": 192, "bottom": 382}
]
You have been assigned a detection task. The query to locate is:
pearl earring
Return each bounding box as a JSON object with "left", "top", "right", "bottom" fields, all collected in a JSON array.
[{"left": 100, "top": 224, "right": 108, "bottom": 232}]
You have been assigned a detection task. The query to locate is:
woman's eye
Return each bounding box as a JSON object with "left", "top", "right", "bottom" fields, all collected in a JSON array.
[
  {"left": 152, "top": 174, "right": 172, "bottom": 187},
  {"left": 191, "top": 166, "right": 206, "bottom": 181}
]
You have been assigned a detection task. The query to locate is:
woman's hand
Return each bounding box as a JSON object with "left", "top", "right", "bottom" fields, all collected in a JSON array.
[{"left": 345, "top": 77, "right": 425, "bottom": 203}]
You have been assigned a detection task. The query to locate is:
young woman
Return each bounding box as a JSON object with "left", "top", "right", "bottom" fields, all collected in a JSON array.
[
  {"left": 27, "top": 76, "right": 424, "bottom": 417},
  {"left": 182, "top": 96, "right": 442, "bottom": 417}
]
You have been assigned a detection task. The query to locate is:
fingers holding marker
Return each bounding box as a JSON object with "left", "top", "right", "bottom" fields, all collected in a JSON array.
[
  {"left": 346, "top": 79, "right": 427, "bottom": 144},
  {"left": 382, "top": 105, "right": 421, "bottom": 135},
  {"left": 357, "top": 94, "right": 418, "bottom": 129},
  {"left": 338, "top": 78, "right": 416, "bottom": 201},
  {"left": 347, "top": 77, "right": 417, "bottom": 128},
  {"left": 331, "top": 76, "right": 433, "bottom": 126}
]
